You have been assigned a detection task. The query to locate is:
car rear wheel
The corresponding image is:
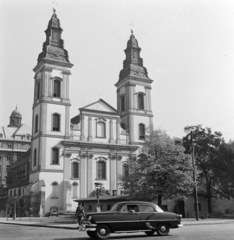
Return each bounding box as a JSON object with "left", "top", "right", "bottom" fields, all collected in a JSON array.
[
  {"left": 145, "top": 230, "right": 155, "bottom": 236},
  {"left": 157, "top": 223, "right": 170, "bottom": 236},
  {"left": 87, "top": 231, "right": 95, "bottom": 239},
  {"left": 95, "top": 224, "right": 110, "bottom": 240}
]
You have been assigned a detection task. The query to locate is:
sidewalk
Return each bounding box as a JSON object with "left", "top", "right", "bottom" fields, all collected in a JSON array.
[{"left": 0, "top": 216, "right": 233, "bottom": 229}]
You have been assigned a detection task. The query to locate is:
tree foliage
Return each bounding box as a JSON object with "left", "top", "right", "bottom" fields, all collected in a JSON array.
[
  {"left": 120, "top": 129, "right": 194, "bottom": 206},
  {"left": 182, "top": 125, "right": 234, "bottom": 213}
]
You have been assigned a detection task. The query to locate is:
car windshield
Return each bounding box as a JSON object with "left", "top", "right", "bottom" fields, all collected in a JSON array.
[
  {"left": 110, "top": 203, "right": 124, "bottom": 212},
  {"left": 155, "top": 205, "right": 164, "bottom": 212}
]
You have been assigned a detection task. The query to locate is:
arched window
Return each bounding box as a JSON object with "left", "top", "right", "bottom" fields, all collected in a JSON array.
[
  {"left": 122, "top": 163, "right": 129, "bottom": 177},
  {"left": 51, "top": 182, "right": 58, "bottom": 199},
  {"left": 35, "top": 115, "right": 38, "bottom": 133},
  {"left": 33, "top": 148, "right": 37, "bottom": 167},
  {"left": 52, "top": 148, "right": 59, "bottom": 164},
  {"left": 121, "top": 95, "right": 125, "bottom": 112},
  {"left": 139, "top": 123, "right": 145, "bottom": 140},
  {"left": 72, "top": 182, "right": 78, "bottom": 199},
  {"left": 71, "top": 161, "right": 79, "bottom": 178},
  {"left": 52, "top": 113, "right": 60, "bottom": 131},
  {"left": 138, "top": 93, "right": 144, "bottom": 110},
  {"left": 96, "top": 122, "right": 105, "bottom": 138},
  {"left": 53, "top": 79, "right": 61, "bottom": 98},
  {"left": 96, "top": 159, "right": 106, "bottom": 179},
  {"left": 36, "top": 82, "right": 40, "bottom": 100}
]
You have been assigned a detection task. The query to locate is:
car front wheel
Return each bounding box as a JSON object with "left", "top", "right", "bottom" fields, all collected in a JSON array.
[
  {"left": 95, "top": 224, "right": 110, "bottom": 240},
  {"left": 156, "top": 223, "right": 170, "bottom": 236}
]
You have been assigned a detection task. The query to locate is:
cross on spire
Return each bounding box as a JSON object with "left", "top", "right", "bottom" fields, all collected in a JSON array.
[
  {"left": 129, "top": 23, "right": 134, "bottom": 34},
  {"left": 52, "top": 0, "right": 58, "bottom": 13}
]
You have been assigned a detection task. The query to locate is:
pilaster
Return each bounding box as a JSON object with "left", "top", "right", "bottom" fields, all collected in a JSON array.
[
  {"left": 88, "top": 117, "right": 93, "bottom": 142},
  {"left": 109, "top": 119, "right": 114, "bottom": 143}
]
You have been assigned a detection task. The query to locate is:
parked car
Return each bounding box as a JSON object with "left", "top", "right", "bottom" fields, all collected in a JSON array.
[{"left": 81, "top": 201, "right": 183, "bottom": 239}]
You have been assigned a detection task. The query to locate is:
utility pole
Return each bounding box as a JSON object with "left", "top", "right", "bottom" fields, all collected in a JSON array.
[{"left": 191, "top": 131, "right": 199, "bottom": 221}]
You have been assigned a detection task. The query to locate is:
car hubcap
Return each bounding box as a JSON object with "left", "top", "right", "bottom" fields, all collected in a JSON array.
[
  {"left": 160, "top": 226, "right": 166, "bottom": 232},
  {"left": 100, "top": 228, "right": 106, "bottom": 235}
]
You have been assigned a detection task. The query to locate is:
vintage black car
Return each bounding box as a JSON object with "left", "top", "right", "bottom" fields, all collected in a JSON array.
[{"left": 82, "top": 201, "right": 183, "bottom": 239}]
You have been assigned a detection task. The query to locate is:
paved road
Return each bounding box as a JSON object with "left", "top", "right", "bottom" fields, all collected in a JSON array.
[{"left": 0, "top": 222, "right": 234, "bottom": 240}]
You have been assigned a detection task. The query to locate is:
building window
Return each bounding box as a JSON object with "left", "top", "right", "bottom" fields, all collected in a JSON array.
[
  {"left": 107, "top": 205, "right": 112, "bottom": 211},
  {"left": 52, "top": 113, "right": 60, "bottom": 131},
  {"left": 122, "top": 163, "right": 129, "bottom": 177},
  {"left": 138, "top": 93, "right": 144, "bottom": 110},
  {"left": 88, "top": 205, "right": 93, "bottom": 211},
  {"left": 52, "top": 148, "right": 59, "bottom": 165},
  {"left": 71, "top": 161, "right": 79, "bottom": 178},
  {"left": 139, "top": 123, "right": 145, "bottom": 140},
  {"left": 35, "top": 115, "right": 38, "bottom": 133},
  {"left": 96, "top": 122, "right": 105, "bottom": 138},
  {"left": 53, "top": 79, "right": 61, "bottom": 98},
  {"left": 33, "top": 149, "right": 37, "bottom": 166},
  {"left": 7, "top": 155, "right": 11, "bottom": 160},
  {"left": 72, "top": 182, "right": 78, "bottom": 198},
  {"left": 96, "top": 158, "right": 106, "bottom": 179},
  {"left": 0, "top": 133, "right": 3, "bottom": 138},
  {"left": 121, "top": 95, "right": 125, "bottom": 112},
  {"left": 17, "top": 155, "right": 21, "bottom": 161},
  {"left": 8, "top": 144, "right": 12, "bottom": 149},
  {"left": 37, "top": 82, "right": 40, "bottom": 100},
  {"left": 51, "top": 182, "right": 58, "bottom": 199}
]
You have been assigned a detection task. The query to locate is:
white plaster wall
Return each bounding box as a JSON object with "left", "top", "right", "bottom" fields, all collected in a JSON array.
[
  {"left": 40, "top": 172, "right": 64, "bottom": 213},
  {"left": 119, "top": 86, "right": 126, "bottom": 95},
  {"left": 51, "top": 69, "right": 62, "bottom": 78},
  {"left": 135, "top": 85, "right": 145, "bottom": 93}
]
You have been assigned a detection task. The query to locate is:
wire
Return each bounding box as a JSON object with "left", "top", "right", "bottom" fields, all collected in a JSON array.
[{"left": 212, "top": 116, "right": 234, "bottom": 128}]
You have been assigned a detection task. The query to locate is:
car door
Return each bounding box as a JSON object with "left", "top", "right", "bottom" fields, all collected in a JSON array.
[
  {"left": 116, "top": 204, "right": 141, "bottom": 231},
  {"left": 139, "top": 204, "right": 158, "bottom": 230}
]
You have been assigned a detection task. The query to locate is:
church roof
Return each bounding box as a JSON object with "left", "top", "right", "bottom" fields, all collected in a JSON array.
[
  {"left": 10, "top": 107, "right": 22, "bottom": 118},
  {"left": 35, "top": 9, "right": 73, "bottom": 68},
  {"left": 0, "top": 124, "right": 31, "bottom": 140},
  {"left": 116, "top": 31, "right": 153, "bottom": 84}
]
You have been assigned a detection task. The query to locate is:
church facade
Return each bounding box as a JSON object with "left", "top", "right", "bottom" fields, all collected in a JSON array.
[{"left": 27, "top": 10, "right": 154, "bottom": 216}]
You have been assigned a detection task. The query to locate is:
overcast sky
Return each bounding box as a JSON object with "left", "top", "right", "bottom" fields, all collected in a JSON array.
[{"left": 0, "top": 0, "right": 234, "bottom": 142}]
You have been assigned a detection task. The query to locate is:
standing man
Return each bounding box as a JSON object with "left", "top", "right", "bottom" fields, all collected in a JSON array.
[{"left": 76, "top": 203, "right": 85, "bottom": 228}]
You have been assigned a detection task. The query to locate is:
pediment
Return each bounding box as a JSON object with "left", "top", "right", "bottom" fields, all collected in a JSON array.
[{"left": 81, "top": 99, "right": 117, "bottom": 113}]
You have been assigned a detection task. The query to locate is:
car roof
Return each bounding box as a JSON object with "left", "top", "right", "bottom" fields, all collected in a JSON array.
[{"left": 116, "top": 201, "right": 157, "bottom": 207}]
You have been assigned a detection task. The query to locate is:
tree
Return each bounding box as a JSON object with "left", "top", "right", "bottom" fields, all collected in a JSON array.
[
  {"left": 120, "top": 129, "right": 194, "bottom": 206},
  {"left": 183, "top": 125, "right": 223, "bottom": 214}
]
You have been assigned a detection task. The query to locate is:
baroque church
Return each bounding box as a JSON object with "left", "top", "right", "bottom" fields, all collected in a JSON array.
[{"left": 4, "top": 9, "right": 154, "bottom": 216}]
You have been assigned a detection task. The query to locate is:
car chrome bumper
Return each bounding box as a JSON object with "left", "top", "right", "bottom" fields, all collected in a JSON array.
[
  {"left": 178, "top": 224, "right": 183, "bottom": 227},
  {"left": 79, "top": 223, "right": 97, "bottom": 232}
]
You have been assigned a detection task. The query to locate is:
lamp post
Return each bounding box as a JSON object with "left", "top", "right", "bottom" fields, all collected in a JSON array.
[
  {"left": 94, "top": 182, "right": 103, "bottom": 212},
  {"left": 13, "top": 197, "right": 17, "bottom": 220},
  {"left": 191, "top": 131, "right": 199, "bottom": 221}
]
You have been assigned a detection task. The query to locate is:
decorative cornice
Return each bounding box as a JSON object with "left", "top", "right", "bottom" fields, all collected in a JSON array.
[
  {"left": 62, "top": 70, "right": 71, "bottom": 75},
  {"left": 144, "top": 86, "right": 152, "bottom": 90}
]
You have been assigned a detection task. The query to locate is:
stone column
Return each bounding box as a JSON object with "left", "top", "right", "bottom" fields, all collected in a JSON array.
[
  {"left": 145, "top": 86, "right": 152, "bottom": 111},
  {"left": 65, "top": 105, "right": 70, "bottom": 139},
  {"left": 129, "top": 115, "right": 134, "bottom": 144},
  {"left": 109, "top": 119, "right": 114, "bottom": 143},
  {"left": 116, "top": 118, "right": 120, "bottom": 144},
  {"left": 62, "top": 70, "right": 71, "bottom": 100},
  {"left": 87, "top": 154, "right": 93, "bottom": 197},
  {"left": 80, "top": 153, "right": 87, "bottom": 198},
  {"left": 43, "top": 67, "right": 52, "bottom": 98},
  {"left": 116, "top": 156, "right": 122, "bottom": 195},
  {"left": 110, "top": 154, "right": 116, "bottom": 193},
  {"left": 80, "top": 115, "right": 85, "bottom": 141},
  {"left": 88, "top": 117, "right": 93, "bottom": 142},
  {"left": 117, "top": 89, "right": 120, "bottom": 113}
]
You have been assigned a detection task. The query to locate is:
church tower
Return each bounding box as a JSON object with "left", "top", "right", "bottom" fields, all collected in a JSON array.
[
  {"left": 30, "top": 9, "right": 73, "bottom": 214},
  {"left": 115, "top": 31, "right": 154, "bottom": 144}
]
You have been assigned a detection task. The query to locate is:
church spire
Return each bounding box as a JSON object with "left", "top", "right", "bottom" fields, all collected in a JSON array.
[
  {"left": 36, "top": 9, "right": 72, "bottom": 67},
  {"left": 117, "top": 31, "right": 150, "bottom": 83}
]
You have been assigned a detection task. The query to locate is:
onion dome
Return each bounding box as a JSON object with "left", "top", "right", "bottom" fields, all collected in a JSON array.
[{"left": 8, "top": 107, "right": 22, "bottom": 127}]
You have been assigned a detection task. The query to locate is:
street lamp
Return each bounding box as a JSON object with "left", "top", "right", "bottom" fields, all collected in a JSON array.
[
  {"left": 13, "top": 197, "right": 17, "bottom": 220},
  {"left": 94, "top": 182, "right": 103, "bottom": 212}
]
